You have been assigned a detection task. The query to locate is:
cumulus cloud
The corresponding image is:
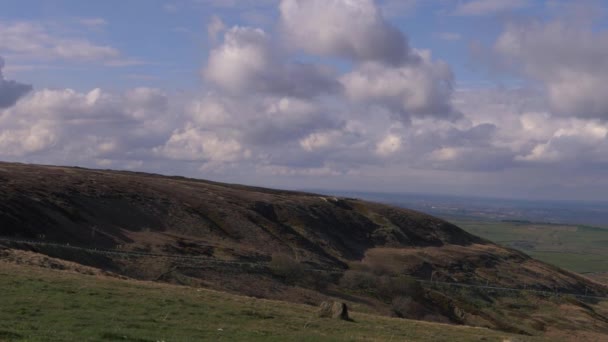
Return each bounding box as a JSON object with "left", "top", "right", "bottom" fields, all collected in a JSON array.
[
  {"left": 375, "top": 133, "right": 401, "bottom": 156},
  {"left": 3, "top": 81, "right": 608, "bottom": 197},
  {"left": 195, "top": 0, "right": 462, "bottom": 175},
  {"left": 0, "top": 87, "right": 172, "bottom": 162},
  {"left": 489, "top": 17, "right": 608, "bottom": 119},
  {"left": 341, "top": 51, "right": 456, "bottom": 119},
  {"left": 517, "top": 119, "right": 608, "bottom": 163},
  {"left": 0, "top": 122, "right": 57, "bottom": 157},
  {"left": 0, "top": 0, "right": 576, "bottom": 182},
  {"left": 277, "top": 0, "right": 458, "bottom": 120},
  {"left": 155, "top": 124, "right": 250, "bottom": 162},
  {"left": 0, "top": 57, "right": 32, "bottom": 109},
  {"left": 299, "top": 130, "right": 343, "bottom": 152},
  {"left": 204, "top": 26, "right": 341, "bottom": 98},
  {"left": 2, "top": 0, "right": 608, "bottom": 199},
  {"left": 279, "top": 0, "right": 414, "bottom": 65},
  {"left": 451, "top": 88, "right": 608, "bottom": 169}
]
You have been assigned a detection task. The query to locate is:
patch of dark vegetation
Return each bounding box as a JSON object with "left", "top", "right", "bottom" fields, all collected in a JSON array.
[{"left": 269, "top": 254, "right": 333, "bottom": 290}]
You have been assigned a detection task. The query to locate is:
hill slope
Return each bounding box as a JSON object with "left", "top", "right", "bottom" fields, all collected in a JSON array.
[
  {"left": 1, "top": 161, "right": 607, "bottom": 337},
  {"left": 0, "top": 260, "right": 542, "bottom": 342}
]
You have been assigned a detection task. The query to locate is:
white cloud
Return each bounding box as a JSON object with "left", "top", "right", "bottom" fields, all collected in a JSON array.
[
  {"left": 517, "top": 119, "right": 608, "bottom": 163},
  {"left": 375, "top": 133, "right": 401, "bottom": 156},
  {"left": 205, "top": 27, "right": 272, "bottom": 93},
  {"left": 0, "top": 122, "right": 57, "bottom": 157},
  {"left": 0, "top": 87, "right": 172, "bottom": 161},
  {"left": 5, "top": 0, "right": 608, "bottom": 199},
  {"left": 155, "top": 124, "right": 250, "bottom": 162},
  {"left": 279, "top": 0, "right": 414, "bottom": 65},
  {"left": 204, "top": 26, "right": 340, "bottom": 98},
  {"left": 453, "top": 0, "right": 529, "bottom": 16},
  {"left": 491, "top": 17, "right": 608, "bottom": 119},
  {"left": 0, "top": 21, "right": 130, "bottom": 64},
  {"left": 277, "top": 1, "right": 459, "bottom": 120},
  {"left": 299, "top": 130, "right": 342, "bottom": 152},
  {"left": 341, "top": 51, "right": 456, "bottom": 120}
]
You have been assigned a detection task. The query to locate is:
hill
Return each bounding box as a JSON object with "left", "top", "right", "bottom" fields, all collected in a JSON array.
[
  {"left": 0, "top": 259, "right": 542, "bottom": 341},
  {"left": 1, "top": 161, "right": 608, "bottom": 338}
]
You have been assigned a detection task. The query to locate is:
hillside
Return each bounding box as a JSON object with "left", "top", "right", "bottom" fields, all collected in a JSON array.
[
  {"left": 1, "top": 161, "right": 608, "bottom": 338},
  {"left": 0, "top": 260, "right": 544, "bottom": 342}
]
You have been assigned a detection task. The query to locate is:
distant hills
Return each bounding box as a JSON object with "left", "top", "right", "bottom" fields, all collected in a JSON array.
[{"left": 311, "top": 190, "right": 608, "bottom": 226}]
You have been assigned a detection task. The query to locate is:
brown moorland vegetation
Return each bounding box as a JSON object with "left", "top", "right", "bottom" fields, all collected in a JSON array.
[{"left": 1, "top": 161, "right": 607, "bottom": 338}]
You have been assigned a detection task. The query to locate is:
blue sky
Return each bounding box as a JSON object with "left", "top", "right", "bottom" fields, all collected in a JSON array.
[
  {"left": 1, "top": 0, "right": 608, "bottom": 200},
  {"left": 0, "top": 0, "right": 554, "bottom": 90}
]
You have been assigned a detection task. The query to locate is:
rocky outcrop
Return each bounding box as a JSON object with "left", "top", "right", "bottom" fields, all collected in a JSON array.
[{"left": 318, "top": 301, "right": 350, "bottom": 320}]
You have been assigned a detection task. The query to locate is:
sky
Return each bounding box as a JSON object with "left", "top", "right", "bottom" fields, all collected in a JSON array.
[{"left": 1, "top": 0, "right": 608, "bottom": 201}]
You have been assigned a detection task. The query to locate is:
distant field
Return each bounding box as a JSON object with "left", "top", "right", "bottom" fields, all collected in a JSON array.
[
  {"left": 450, "top": 218, "right": 608, "bottom": 274},
  {"left": 0, "top": 262, "right": 531, "bottom": 342}
]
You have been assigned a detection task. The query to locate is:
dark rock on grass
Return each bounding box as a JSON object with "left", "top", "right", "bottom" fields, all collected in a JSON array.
[{"left": 318, "top": 301, "right": 350, "bottom": 321}]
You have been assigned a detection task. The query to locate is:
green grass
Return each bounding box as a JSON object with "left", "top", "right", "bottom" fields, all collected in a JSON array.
[
  {"left": 526, "top": 251, "right": 608, "bottom": 273},
  {"left": 0, "top": 262, "right": 537, "bottom": 342},
  {"left": 449, "top": 218, "right": 608, "bottom": 274}
]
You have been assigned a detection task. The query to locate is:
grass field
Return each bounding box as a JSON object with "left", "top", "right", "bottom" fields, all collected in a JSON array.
[
  {"left": 0, "top": 261, "right": 540, "bottom": 342},
  {"left": 450, "top": 218, "right": 608, "bottom": 274}
]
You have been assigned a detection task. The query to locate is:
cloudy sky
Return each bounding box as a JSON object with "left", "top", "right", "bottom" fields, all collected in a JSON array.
[{"left": 1, "top": 0, "right": 608, "bottom": 201}]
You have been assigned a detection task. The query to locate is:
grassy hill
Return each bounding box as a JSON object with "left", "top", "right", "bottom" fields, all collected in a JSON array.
[
  {"left": 0, "top": 260, "right": 542, "bottom": 342},
  {"left": 1, "top": 161, "right": 608, "bottom": 338}
]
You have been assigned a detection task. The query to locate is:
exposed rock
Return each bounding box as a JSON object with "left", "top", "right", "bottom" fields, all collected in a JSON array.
[{"left": 318, "top": 301, "right": 350, "bottom": 320}]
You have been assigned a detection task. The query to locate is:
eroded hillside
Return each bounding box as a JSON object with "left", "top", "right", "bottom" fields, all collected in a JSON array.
[{"left": 1, "top": 161, "right": 607, "bottom": 337}]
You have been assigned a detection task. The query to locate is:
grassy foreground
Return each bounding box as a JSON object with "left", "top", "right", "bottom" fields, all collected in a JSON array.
[{"left": 0, "top": 261, "right": 537, "bottom": 342}]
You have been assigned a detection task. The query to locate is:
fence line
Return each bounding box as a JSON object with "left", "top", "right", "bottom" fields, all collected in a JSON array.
[{"left": 1, "top": 236, "right": 607, "bottom": 300}]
